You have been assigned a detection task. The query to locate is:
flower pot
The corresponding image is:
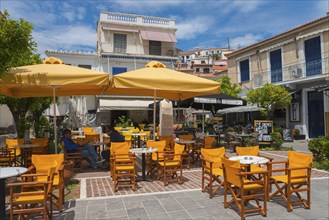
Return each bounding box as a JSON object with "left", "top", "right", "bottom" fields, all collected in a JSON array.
[{"left": 293, "top": 135, "right": 306, "bottom": 140}]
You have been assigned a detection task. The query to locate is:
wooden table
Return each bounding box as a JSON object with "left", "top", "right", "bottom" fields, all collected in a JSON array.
[
  {"left": 0, "top": 167, "right": 27, "bottom": 218},
  {"left": 129, "top": 148, "right": 158, "bottom": 181}
]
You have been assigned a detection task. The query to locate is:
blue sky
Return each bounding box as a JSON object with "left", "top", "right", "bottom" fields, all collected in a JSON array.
[{"left": 1, "top": 0, "right": 328, "bottom": 58}]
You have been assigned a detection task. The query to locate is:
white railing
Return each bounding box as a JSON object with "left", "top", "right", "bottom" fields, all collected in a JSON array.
[{"left": 100, "top": 12, "right": 175, "bottom": 28}]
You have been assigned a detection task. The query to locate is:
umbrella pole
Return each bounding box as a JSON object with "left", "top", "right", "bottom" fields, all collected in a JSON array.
[
  {"left": 153, "top": 90, "right": 156, "bottom": 141},
  {"left": 53, "top": 87, "right": 57, "bottom": 154},
  {"left": 202, "top": 103, "right": 205, "bottom": 135}
]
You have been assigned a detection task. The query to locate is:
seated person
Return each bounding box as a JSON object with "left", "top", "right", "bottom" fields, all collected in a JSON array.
[
  {"left": 61, "top": 129, "right": 104, "bottom": 170},
  {"left": 101, "top": 126, "right": 125, "bottom": 165}
]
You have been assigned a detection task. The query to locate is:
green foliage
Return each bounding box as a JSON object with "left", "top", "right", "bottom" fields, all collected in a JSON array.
[
  {"left": 29, "top": 97, "right": 53, "bottom": 137},
  {"left": 217, "top": 75, "right": 242, "bottom": 98},
  {"left": 271, "top": 132, "right": 283, "bottom": 150},
  {"left": 115, "top": 115, "right": 132, "bottom": 128},
  {"left": 313, "top": 160, "right": 329, "bottom": 172},
  {"left": 0, "top": 10, "right": 37, "bottom": 76},
  {"left": 293, "top": 129, "right": 300, "bottom": 136},
  {"left": 308, "top": 135, "right": 329, "bottom": 161},
  {"left": 246, "top": 83, "right": 292, "bottom": 119}
]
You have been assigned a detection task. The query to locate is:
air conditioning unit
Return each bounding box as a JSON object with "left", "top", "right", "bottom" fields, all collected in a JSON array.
[{"left": 290, "top": 67, "right": 302, "bottom": 78}]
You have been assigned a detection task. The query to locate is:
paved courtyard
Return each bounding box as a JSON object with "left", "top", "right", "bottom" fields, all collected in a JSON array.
[{"left": 51, "top": 148, "right": 329, "bottom": 220}]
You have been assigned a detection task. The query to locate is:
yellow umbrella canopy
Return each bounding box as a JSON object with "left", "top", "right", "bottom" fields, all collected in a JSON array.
[
  {"left": 105, "top": 61, "right": 220, "bottom": 100},
  {"left": 0, "top": 57, "right": 109, "bottom": 98},
  {"left": 0, "top": 57, "right": 109, "bottom": 152},
  {"left": 105, "top": 61, "right": 220, "bottom": 139}
]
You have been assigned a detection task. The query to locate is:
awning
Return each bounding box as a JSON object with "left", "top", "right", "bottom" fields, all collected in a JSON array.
[
  {"left": 216, "top": 105, "right": 263, "bottom": 114},
  {"left": 99, "top": 99, "right": 154, "bottom": 111},
  {"left": 140, "top": 30, "right": 176, "bottom": 42},
  {"left": 102, "top": 26, "right": 139, "bottom": 32}
]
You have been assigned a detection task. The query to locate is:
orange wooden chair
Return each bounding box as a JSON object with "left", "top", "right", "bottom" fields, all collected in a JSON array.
[
  {"left": 222, "top": 157, "right": 267, "bottom": 220},
  {"left": 267, "top": 151, "right": 313, "bottom": 212},
  {"left": 201, "top": 147, "right": 225, "bottom": 198},
  {"left": 146, "top": 140, "right": 166, "bottom": 177},
  {"left": 157, "top": 143, "right": 185, "bottom": 186}
]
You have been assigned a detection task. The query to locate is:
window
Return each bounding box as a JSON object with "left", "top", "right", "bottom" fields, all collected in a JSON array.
[
  {"left": 239, "top": 59, "right": 250, "bottom": 82},
  {"left": 304, "top": 36, "right": 322, "bottom": 76},
  {"left": 112, "top": 67, "right": 127, "bottom": 76},
  {"left": 204, "top": 68, "right": 210, "bottom": 73},
  {"left": 78, "top": 64, "right": 91, "bottom": 69},
  {"left": 114, "top": 34, "right": 127, "bottom": 53},
  {"left": 149, "top": 41, "right": 161, "bottom": 55},
  {"left": 270, "top": 49, "right": 282, "bottom": 83},
  {"left": 201, "top": 61, "right": 206, "bottom": 64},
  {"left": 196, "top": 68, "right": 200, "bottom": 73}
]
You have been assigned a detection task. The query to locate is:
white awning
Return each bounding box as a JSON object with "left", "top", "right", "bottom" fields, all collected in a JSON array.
[
  {"left": 99, "top": 99, "right": 154, "bottom": 111},
  {"left": 216, "top": 105, "right": 263, "bottom": 114},
  {"left": 140, "top": 30, "right": 177, "bottom": 42}
]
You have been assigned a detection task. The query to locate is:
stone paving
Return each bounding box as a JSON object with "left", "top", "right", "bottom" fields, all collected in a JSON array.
[{"left": 17, "top": 148, "right": 329, "bottom": 220}]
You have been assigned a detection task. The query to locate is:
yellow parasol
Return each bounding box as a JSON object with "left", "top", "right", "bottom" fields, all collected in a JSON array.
[
  {"left": 105, "top": 61, "right": 220, "bottom": 139},
  {"left": 0, "top": 57, "right": 109, "bottom": 152}
]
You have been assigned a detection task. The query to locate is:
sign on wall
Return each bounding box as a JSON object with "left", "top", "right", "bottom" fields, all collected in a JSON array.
[
  {"left": 254, "top": 120, "right": 273, "bottom": 144},
  {"left": 282, "top": 128, "right": 293, "bottom": 142}
]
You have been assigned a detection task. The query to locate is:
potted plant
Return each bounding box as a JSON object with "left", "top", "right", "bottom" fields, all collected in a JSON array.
[{"left": 293, "top": 129, "right": 305, "bottom": 140}]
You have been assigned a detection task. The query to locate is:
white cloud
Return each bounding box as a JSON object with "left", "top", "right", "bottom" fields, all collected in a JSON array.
[
  {"left": 176, "top": 16, "right": 214, "bottom": 40},
  {"left": 33, "top": 25, "right": 96, "bottom": 57},
  {"left": 229, "top": 34, "right": 263, "bottom": 49}
]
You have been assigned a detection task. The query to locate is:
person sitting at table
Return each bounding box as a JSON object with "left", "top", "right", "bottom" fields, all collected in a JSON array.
[
  {"left": 61, "top": 129, "right": 104, "bottom": 170},
  {"left": 101, "top": 126, "right": 125, "bottom": 167}
]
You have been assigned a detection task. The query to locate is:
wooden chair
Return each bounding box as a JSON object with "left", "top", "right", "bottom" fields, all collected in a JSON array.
[
  {"left": 83, "top": 127, "right": 97, "bottom": 135},
  {"left": 110, "top": 142, "right": 136, "bottom": 191},
  {"left": 110, "top": 142, "right": 131, "bottom": 177},
  {"left": 159, "top": 135, "right": 175, "bottom": 150},
  {"left": 8, "top": 165, "right": 57, "bottom": 220},
  {"left": 30, "top": 138, "right": 49, "bottom": 154},
  {"left": 248, "top": 132, "right": 260, "bottom": 146},
  {"left": 0, "top": 147, "right": 13, "bottom": 167},
  {"left": 222, "top": 157, "right": 267, "bottom": 220},
  {"left": 201, "top": 147, "right": 225, "bottom": 198},
  {"left": 179, "top": 134, "right": 194, "bottom": 169},
  {"left": 236, "top": 146, "right": 272, "bottom": 179},
  {"left": 267, "top": 151, "right": 313, "bottom": 212},
  {"left": 6, "top": 138, "right": 25, "bottom": 166},
  {"left": 225, "top": 132, "right": 242, "bottom": 152},
  {"left": 146, "top": 140, "right": 166, "bottom": 178},
  {"left": 195, "top": 136, "right": 216, "bottom": 163},
  {"left": 27, "top": 154, "right": 66, "bottom": 211},
  {"left": 61, "top": 141, "right": 90, "bottom": 172},
  {"left": 157, "top": 143, "right": 184, "bottom": 186}
]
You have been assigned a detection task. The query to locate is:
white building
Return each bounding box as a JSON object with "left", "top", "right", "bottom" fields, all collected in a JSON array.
[{"left": 46, "top": 12, "right": 179, "bottom": 126}]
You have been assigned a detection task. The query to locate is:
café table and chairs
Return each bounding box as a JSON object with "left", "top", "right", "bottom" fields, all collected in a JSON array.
[
  {"left": 16, "top": 143, "right": 41, "bottom": 167},
  {"left": 0, "top": 166, "right": 28, "bottom": 218},
  {"left": 129, "top": 147, "right": 158, "bottom": 181}
]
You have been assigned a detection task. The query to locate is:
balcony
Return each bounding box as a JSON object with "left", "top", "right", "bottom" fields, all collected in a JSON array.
[
  {"left": 251, "top": 57, "right": 329, "bottom": 87},
  {"left": 100, "top": 12, "right": 175, "bottom": 28}
]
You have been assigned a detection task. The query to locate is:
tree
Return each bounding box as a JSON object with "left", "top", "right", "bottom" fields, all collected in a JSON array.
[
  {"left": 246, "top": 83, "right": 292, "bottom": 119},
  {"left": 217, "top": 75, "right": 242, "bottom": 98},
  {"left": 0, "top": 11, "right": 52, "bottom": 138},
  {"left": 0, "top": 10, "right": 37, "bottom": 76}
]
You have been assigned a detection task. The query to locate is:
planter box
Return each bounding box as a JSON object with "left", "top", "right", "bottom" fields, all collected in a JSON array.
[{"left": 293, "top": 135, "right": 306, "bottom": 140}]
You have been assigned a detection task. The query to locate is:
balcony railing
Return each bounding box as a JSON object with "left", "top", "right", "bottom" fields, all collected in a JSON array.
[
  {"left": 100, "top": 12, "right": 175, "bottom": 28},
  {"left": 252, "top": 57, "right": 329, "bottom": 87}
]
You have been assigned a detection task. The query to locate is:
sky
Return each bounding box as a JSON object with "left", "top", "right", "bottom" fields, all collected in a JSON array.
[{"left": 1, "top": 0, "right": 329, "bottom": 58}]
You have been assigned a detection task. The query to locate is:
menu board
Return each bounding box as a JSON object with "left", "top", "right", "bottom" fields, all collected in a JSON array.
[
  {"left": 254, "top": 120, "right": 273, "bottom": 144},
  {"left": 282, "top": 129, "right": 293, "bottom": 142}
]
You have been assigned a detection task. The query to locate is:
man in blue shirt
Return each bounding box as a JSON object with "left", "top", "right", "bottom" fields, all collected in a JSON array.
[
  {"left": 61, "top": 129, "right": 104, "bottom": 170},
  {"left": 101, "top": 126, "right": 125, "bottom": 165}
]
